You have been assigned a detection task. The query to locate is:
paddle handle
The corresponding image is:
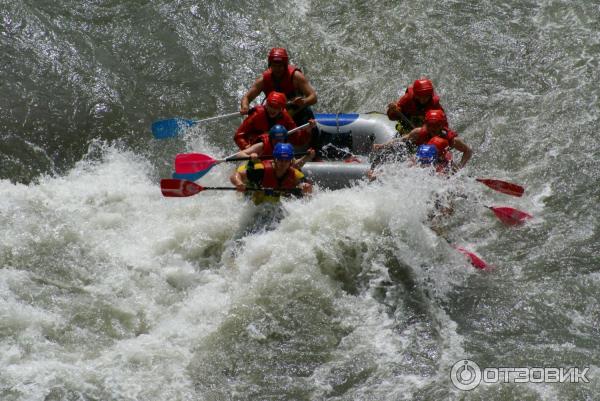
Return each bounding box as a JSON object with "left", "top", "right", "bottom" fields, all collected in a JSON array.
[{"left": 223, "top": 152, "right": 309, "bottom": 163}]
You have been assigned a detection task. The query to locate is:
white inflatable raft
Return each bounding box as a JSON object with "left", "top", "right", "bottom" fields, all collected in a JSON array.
[
  {"left": 302, "top": 112, "right": 397, "bottom": 189},
  {"left": 314, "top": 112, "right": 396, "bottom": 154}
]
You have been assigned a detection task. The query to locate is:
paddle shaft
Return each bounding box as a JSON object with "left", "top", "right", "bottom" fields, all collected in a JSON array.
[
  {"left": 398, "top": 111, "right": 415, "bottom": 130},
  {"left": 288, "top": 122, "right": 310, "bottom": 134},
  {"left": 223, "top": 151, "right": 308, "bottom": 164},
  {"left": 198, "top": 186, "right": 301, "bottom": 194},
  {"left": 160, "top": 179, "right": 303, "bottom": 197},
  {"left": 192, "top": 111, "right": 240, "bottom": 124}
]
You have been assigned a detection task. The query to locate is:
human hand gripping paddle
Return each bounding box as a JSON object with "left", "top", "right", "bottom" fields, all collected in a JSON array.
[
  {"left": 160, "top": 179, "right": 302, "bottom": 197},
  {"left": 152, "top": 112, "right": 241, "bottom": 139},
  {"left": 171, "top": 123, "right": 311, "bottom": 180}
]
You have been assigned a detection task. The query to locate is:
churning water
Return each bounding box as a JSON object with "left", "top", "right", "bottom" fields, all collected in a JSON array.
[{"left": 1, "top": 1, "right": 599, "bottom": 400}]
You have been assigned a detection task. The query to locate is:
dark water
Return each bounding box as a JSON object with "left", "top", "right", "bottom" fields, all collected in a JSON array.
[{"left": 1, "top": 1, "right": 599, "bottom": 400}]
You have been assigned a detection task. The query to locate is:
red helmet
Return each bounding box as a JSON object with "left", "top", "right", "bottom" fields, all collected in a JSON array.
[
  {"left": 268, "top": 48, "right": 289, "bottom": 65},
  {"left": 427, "top": 136, "right": 449, "bottom": 152},
  {"left": 266, "top": 91, "right": 287, "bottom": 109},
  {"left": 413, "top": 79, "right": 434, "bottom": 97},
  {"left": 424, "top": 109, "right": 446, "bottom": 124}
]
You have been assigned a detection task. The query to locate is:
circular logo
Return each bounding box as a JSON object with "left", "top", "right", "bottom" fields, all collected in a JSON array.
[{"left": 451, "top": 359, "right": 482, "bottom": 391}]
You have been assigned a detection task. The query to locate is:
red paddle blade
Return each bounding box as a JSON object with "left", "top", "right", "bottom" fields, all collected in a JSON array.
[
  {"left": 174, "top": 153, "right": 217, "bottom": 174},
  {"left": 476, "top": 178, "right": 524, "bottom": 197},
  {"left": 160, "top": 179, "right": 203, "bottom": 197},
  {"left": 455, "top": 247, "right": 489, "bottom": 270},
  {"left": 488, "top": 206, "right": 532, "bottom": 226}
]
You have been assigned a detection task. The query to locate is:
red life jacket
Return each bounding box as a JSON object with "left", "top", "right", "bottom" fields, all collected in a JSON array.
[
  {"left": 397, "top": 85, "right": 444, "bottom": 124},
  {"left": 262, "top": 65, "right": 301, "bottom": 99},
  {"left": 416, "top": 126, "right": 457, "bottom": 148},
  {"left": 436, "top": 151, "right": 453, "bottom": 173},
  {"left": 260, "top": 160, "right": 301, "bottom": 189},
  {"left": 427, "top": 135, "right": 450, "bottom": 155},
  {"left": 259, "top": 134, "right": 274, "bottom": 156},
  {"left": 234, "top": 105, "right": 296, "bottom": 150},
  {"left": 427, "top": 136, "right": 454, "bottom": 172}
]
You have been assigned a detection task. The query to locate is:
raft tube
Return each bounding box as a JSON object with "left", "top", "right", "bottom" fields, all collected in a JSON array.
[
  {"left": 314, "top": 112, "right": 397, "bottom": 155},
  {"left": 298, "top": 112, "right": 397, "bottom": 189},
  {"left": 301, "top": 161, "right": 370, "bottom": 190}
]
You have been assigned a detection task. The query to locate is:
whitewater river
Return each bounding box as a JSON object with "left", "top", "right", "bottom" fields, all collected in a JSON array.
[{"left": 1, "top": 1, "right": 599, "bottom": 400}]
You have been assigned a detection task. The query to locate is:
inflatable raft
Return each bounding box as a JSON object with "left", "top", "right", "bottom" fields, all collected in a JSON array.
[
  {"left": 314, "top": 112, "right": 397, "bottom": 155},
  {"left": 302, "top": 112, "right": 397, "bottom": 189}
]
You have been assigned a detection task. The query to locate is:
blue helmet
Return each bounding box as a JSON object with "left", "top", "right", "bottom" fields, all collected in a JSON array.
[
  {"left": 416, "top": 144, "right": 438, "bottom": 165},
  {"left": 269, "top": 124, "right": 288, "bottom": 143},
  {"left": 273, "top": 142, "right": 294, "bottom": 161}
]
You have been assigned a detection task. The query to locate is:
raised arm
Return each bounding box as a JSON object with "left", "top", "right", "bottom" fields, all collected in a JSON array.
[
  {"left": 451, "top": 137, "right": 472, "bottom": 170},
  {"left": 230, "top": 167, "right": 248, "bottom": 192},
  {"left": 240, "top": 76, "right": 264, "bottom": 115},
  {"left": 234, "top": 142, "right": 265, "bottom": 159},
  {"left": 372, "top": 128, "right": 419, "bottom": 151},
  {"left": 291, "top": 71, "right": 317, "bottom": 108},
  {"left": 293, "top": 148, "right": 316, "bottom": 169}
]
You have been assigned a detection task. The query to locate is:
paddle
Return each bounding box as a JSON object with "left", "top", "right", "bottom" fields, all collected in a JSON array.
[
  {"left": 160, "top": 179, "right": 302, "bottom": 197},
  {"left": 398, "top": 111, "right": 416, "bottom": 130},
  {"left": 454, "top": 246, "right": 489, "bottom": 270},
  {"left": 175, "top": 150, "right": 308, "bottom": 173},
  {"left": 453, "top": 207, "right": 532, "bottom": 268},
  {"left": 487, "top": 206, "right": 532, "bottom": 226},
  {"left": 171, "top": 150, "right": 309, "bottom": 182},
  {"left": 172, "top": 122, "right": 312, "bottom": 181},
  {"left": 152, "top": 112, "right": 240, "bottom": 139},
  {"left": 476, "top": 178, "right": 524, "bottom": 197}
]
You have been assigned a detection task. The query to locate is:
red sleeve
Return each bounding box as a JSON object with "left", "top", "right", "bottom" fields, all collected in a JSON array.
[
  {"left": 414, "top": 127, "right": 429, "bottom": 146},
  {"left": 432, "top": 94, "right": 443, "bottom": 110},
  {"left": 258, "top": 133, "right": 270, "bottom": 145},
  {"left": 281, "top": 110, "right": 297, "bottom": 130},
  {"left": 397, "top": 92, "right": 413, "bottom": 109},
  {"left": 446, "top": 130, "right": 457, "bottom": 148},
  {"left": 234, "top": 115, "right": 255, "bottom": 150}
]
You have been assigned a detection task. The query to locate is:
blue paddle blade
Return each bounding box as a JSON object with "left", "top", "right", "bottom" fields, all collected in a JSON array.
[
  {"left": 152, "top": 118, "right": 196, "bottom": 139},
  {"left": 171, "top": 169, "right": 210, "bottom": 181}
]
